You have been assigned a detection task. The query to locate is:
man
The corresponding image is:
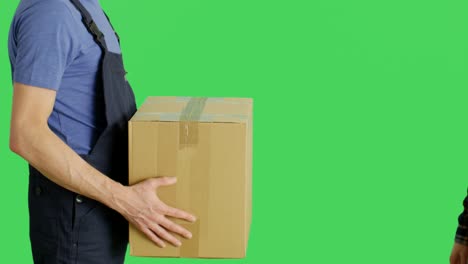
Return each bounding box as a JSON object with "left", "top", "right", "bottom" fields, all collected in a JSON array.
[
  {"left": 8, "top": 0, "right": 196, "bottom": 263},
  {"left": 450, "top": 194, "right": 468, "bottom": 263}
]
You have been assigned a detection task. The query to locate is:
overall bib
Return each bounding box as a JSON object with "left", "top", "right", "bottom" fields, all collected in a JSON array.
[{"left": 28, "top": 0, "right": 137, "bottom": 263}]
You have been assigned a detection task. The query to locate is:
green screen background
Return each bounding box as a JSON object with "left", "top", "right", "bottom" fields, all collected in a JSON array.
[{"left": 1, "top": 0, "right": 467, "bottom": 263}]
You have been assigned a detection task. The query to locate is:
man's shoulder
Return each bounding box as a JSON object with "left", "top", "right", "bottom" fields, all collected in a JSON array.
[{"left": 14, "top": 0, "right": 80, "bottom": 26}]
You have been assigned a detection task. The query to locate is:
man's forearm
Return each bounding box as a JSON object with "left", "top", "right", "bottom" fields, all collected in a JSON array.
[{"left": 11, "top": 122, "right": 127, "bottom": 212}]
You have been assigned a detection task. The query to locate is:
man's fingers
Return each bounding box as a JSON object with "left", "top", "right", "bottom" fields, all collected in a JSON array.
[
  {"left": 460, "top": 254, "right": 467, "bottom": 264},
  {"left": 164, "top": 205, "right": 196, "bottom": 222},
  {"left": 450, "top": 254, "right": 458, "bottom": 264},
  {"left": 450, "top": 255, "right": 458, "bottom": 264},
  {"left": 159, "top": 216, "right": 192, "bottom": 239},
  {"left": 150, "top": 223, "right": 182, "bottom": 247},
  {"left": 141, "top": 227, "right": 166, "bottom": 248}
]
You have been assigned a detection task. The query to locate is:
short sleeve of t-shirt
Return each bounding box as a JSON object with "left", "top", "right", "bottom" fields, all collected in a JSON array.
[{"left": 11, "top": 1, "right": 80, "bottom": 91}]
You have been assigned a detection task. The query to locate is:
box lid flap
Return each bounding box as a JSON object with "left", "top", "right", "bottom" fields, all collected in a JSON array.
[{"left": 130, "top": 96, "right": 252, "bottom": 123}]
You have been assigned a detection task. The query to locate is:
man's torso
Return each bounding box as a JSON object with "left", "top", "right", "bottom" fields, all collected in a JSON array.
[{"left": 8, "top": 0, "right": 121, "bottom": 154}]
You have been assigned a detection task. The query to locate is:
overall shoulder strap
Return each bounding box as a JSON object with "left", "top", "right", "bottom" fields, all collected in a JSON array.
[{"left": 69, "top": 0, "right": 108, "bottom": 50}]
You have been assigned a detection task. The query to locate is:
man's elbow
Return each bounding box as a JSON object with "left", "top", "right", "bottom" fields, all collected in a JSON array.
[
  {"left": 10, "top": 120, "right": 49, "bottom": 159},
  {"left": 9, "top": 127, "right": 25, "bottom": 156},
  {"left": 9, "top": 121, "right": 38, "bottom": 157}
]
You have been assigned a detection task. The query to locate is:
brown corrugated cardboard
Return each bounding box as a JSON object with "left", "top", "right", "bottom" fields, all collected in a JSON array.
[{"left": 128, "top": 96, "right": 252, "bottom": 258}]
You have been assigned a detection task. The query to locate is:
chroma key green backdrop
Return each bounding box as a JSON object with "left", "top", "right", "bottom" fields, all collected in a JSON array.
[{"left": 1, "top": 0, "right": 468, "bottom": 263}]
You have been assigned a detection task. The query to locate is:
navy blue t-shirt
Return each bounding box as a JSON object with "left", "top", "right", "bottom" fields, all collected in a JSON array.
[{"left": 8, "top": 0, "right": 121, "bottom": 155}]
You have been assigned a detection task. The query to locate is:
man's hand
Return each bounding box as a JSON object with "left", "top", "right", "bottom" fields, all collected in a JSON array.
[
  {"left": 114, "top": 177, "right": 196, "bottom": 248},
  {"left": 450, "top": 242, "right": 468, "bottom": 264}
]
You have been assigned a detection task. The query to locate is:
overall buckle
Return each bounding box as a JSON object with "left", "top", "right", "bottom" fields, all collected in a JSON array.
[{"left": 88, "top": 20, "right": 104, "bottom": 41}]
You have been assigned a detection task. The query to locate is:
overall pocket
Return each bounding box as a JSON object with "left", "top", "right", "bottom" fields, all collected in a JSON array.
[{"left": 28, "top": 171, "right": 59, "bottom": 252}]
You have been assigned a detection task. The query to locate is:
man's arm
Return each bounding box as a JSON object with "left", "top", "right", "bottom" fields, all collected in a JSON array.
[
  {"left": 9, "top": 82, "right": 195, "bottom": 248},
  {"left": 10, "top": 82, "right": 123, "bottom": 203}
]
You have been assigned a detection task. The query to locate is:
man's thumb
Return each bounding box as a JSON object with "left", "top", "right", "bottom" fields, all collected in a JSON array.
[{"left": 152, "top": 176, "right": 177, "bottom": 188}]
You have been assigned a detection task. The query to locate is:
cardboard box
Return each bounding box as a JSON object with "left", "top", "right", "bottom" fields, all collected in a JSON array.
[{"left": 128, "top": 96, "right": 252, "bottom": 258}]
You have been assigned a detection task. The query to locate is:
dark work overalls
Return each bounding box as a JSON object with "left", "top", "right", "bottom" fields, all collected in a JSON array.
[{"left": 28, "top": 0, "right": 137, "bottom": 263}]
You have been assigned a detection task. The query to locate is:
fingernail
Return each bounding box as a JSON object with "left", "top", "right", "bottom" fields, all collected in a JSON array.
[
  {"left": 187, "top": 233, "right": 192, "bottom": 239},
  {"left": 191, "top": 216, "right": 197, "bottom": 222},
  {"left": 176, "top": 241, "right": 182, "bottom": 247}
]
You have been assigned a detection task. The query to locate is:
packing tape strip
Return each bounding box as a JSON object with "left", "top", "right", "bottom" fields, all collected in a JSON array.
[
  {"left": 179, "top": 119, "right": 212, "bottom": 257},
  {"left": 180, "top": 97, "right": 208, "bottom": 121},
  {"left": 175, "top": 145, "right": 197, "bottom": 256},
  {"left": 177, "top": 97, "right": 208, "bottom": 257},
  {"left": 179, "top": 97, "right": 208, "bottom": 147},
  {"left": 133, "top": 112, "right": 249, "bottom": 122},
  {"left": 144, "top": 96, "right": 251, "bottom": 105}
]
